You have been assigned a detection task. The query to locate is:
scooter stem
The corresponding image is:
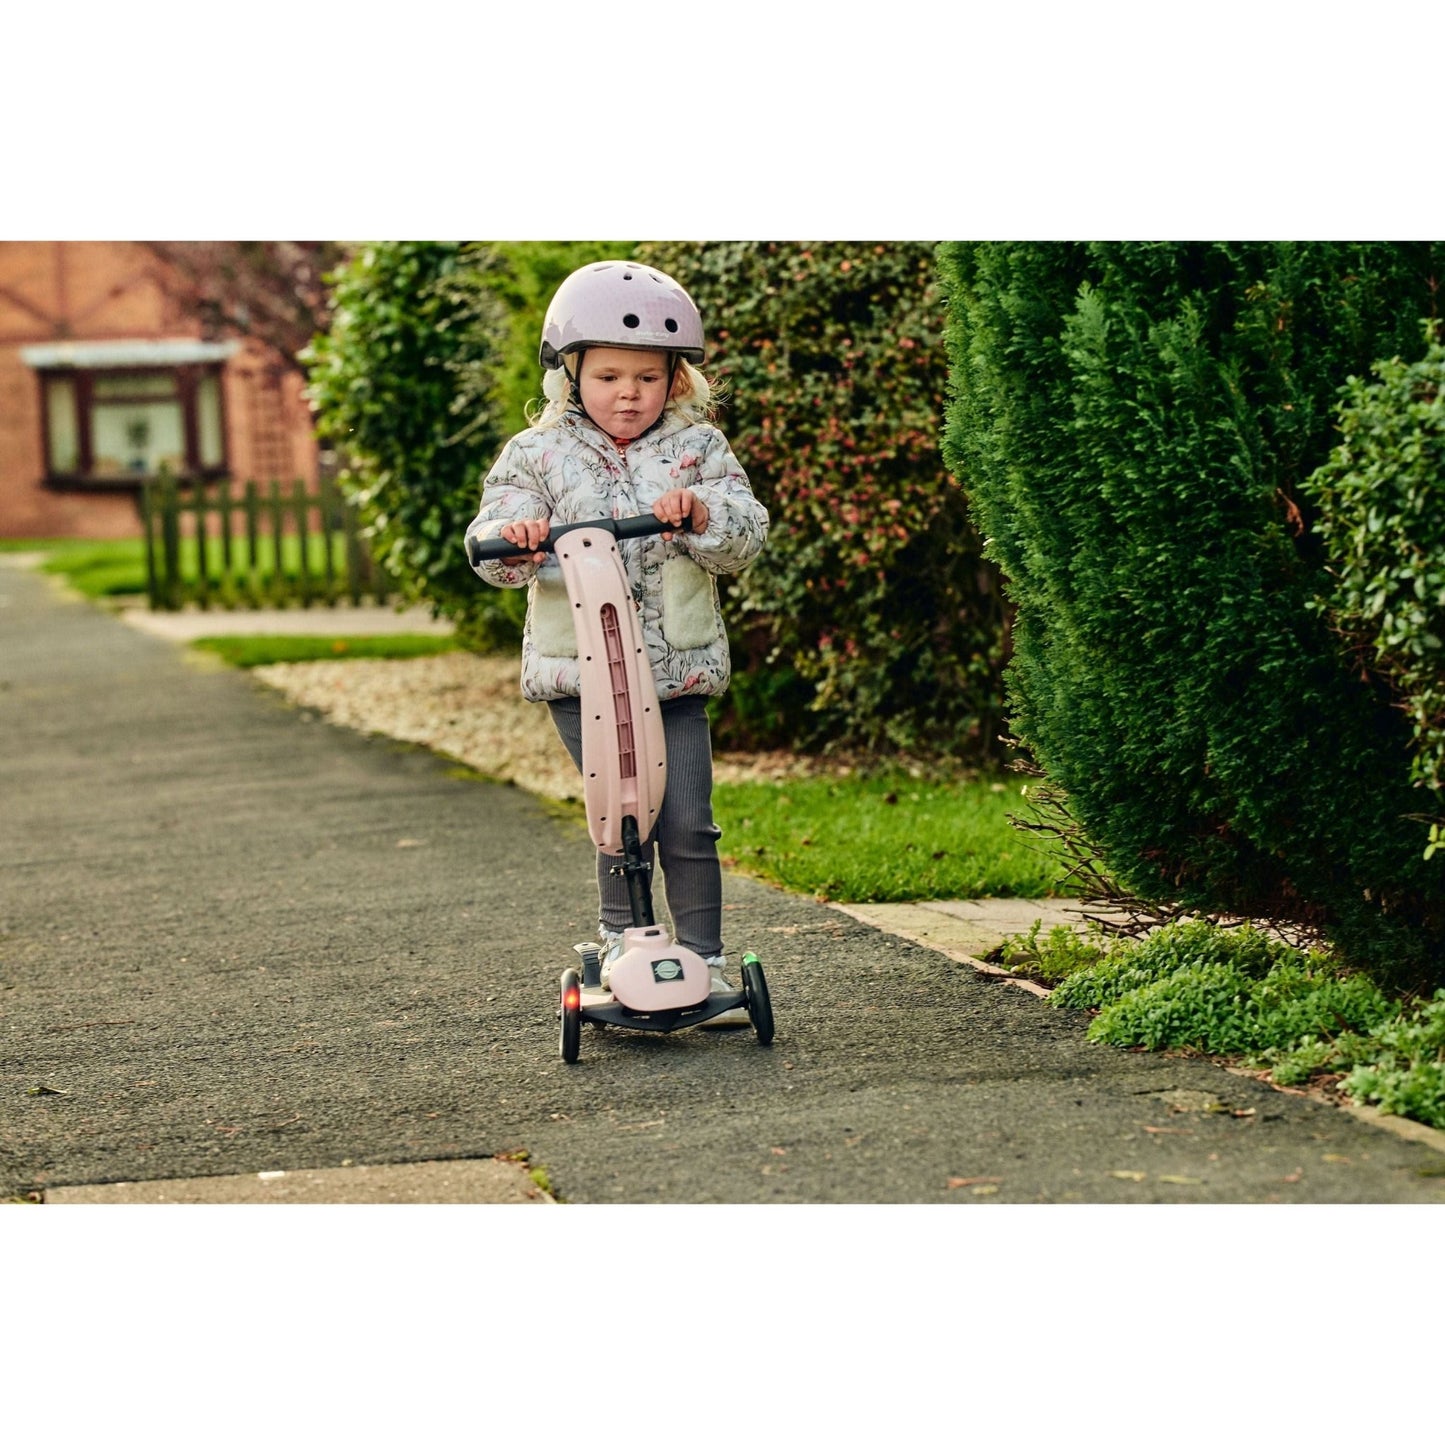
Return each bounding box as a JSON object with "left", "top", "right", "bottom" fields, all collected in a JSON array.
[{"left": 618, "top": 815, "right": 655, "bottom": 928}]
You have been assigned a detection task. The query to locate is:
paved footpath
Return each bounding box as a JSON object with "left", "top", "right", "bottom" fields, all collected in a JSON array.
[{"left": 4, "top": 559, "right": 1445, "bottom": 1205}]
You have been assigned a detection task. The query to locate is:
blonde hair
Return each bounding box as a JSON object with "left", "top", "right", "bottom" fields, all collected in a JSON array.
[{"left": 526, "top": 354, "right": 721, "bottom": 431}]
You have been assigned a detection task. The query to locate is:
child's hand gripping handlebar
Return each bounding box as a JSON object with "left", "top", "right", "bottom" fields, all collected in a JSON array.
[{"left": 466, "top": 512, "right": 692, "bottom": 568}]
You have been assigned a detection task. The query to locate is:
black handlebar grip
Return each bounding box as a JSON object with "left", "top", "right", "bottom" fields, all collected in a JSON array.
[{"left": 466, "top": 512, "right": 692, "bottom": 567}]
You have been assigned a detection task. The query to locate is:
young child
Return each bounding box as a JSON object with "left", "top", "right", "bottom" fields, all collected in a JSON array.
[{"left": 465, "top": 260, "right": 768, "bottom": 1023}]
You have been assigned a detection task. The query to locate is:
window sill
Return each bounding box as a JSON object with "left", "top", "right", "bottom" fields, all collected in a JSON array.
[{"left": 43, "top": 471, "right": 229, "bottom": 493}]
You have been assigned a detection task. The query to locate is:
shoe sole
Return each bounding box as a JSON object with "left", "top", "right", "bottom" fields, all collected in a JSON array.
[{"left": 699, "top": 1008, "right": 751, "bottom": 1028}]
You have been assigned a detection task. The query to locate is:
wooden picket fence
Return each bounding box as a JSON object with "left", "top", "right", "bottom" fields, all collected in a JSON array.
[{"left": 140, "top": 472, "right": 392, "bottom": 611}]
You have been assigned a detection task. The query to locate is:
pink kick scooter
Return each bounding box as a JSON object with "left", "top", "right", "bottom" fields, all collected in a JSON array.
[{"left": 468, "top": 514, "right": 775, "bottom": 1063}]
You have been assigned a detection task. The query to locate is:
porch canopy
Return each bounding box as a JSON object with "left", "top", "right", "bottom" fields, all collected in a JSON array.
[{"left": 20, "top": 339, "right": 240, "bottom": 369}]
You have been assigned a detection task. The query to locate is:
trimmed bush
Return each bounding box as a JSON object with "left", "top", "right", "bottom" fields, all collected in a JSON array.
[
  {"left": 1301, "top": 330, "right": 1445, "bottom": 804},
  {"left": 303, "top": 242, "right": 522, "bottom": 648},
  {"left": 639, "top": 241, "right": 1009, "bottom": 758},
  {"left": 940, "top": 242, "right": 1445, "bottom": 985}
]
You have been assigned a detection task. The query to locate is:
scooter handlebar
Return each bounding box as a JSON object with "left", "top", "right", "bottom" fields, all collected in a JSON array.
[{"left": 466, "top": 512, "right": 691, "bottom": 567}]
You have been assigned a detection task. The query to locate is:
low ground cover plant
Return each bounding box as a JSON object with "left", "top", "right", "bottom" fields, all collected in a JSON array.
[
  {"left": 1342, "top": 994, "right": 1445, "bottom": 1129},
  {"left": 1009, "top": 915, "right": 1445, "bottom": 1129}
]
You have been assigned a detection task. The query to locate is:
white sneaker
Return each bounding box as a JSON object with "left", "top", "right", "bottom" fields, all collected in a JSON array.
[
  {"left": 701, "top": 955, "right": 750, "bottom": 1028},
  {"left": 598, "top": 930, "right": 625, "bottom": 989}
]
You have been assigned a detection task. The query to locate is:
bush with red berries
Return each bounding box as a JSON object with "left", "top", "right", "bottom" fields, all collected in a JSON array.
[{"left": 641, "top": 241, "right": 1008, "bottom": 759}]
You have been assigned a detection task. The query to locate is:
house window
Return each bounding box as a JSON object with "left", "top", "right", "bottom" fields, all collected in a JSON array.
[{"left": 23, "top": 339, "right": 236, "bottom": 489}]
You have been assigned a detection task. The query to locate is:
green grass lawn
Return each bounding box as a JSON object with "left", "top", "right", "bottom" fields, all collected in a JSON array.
[
  {"left": 712, "top": 771, "right": 1072, "bottom": 902},
  {"left": 5, "top": 535, "right": 371, "bottom": 603},
  {"left": 1, "top": 537, "right": 149, "bottom": 597}
]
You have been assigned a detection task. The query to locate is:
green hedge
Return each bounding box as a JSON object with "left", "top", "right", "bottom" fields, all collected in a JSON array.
[
  {"left": 940, "top": 242, "right": 1445, "bottom": 985},
  {"left": 303, "top": 242, "right": 522, "bottom": 648},
  {"left": 640, "top": 241, "right": 1008, "bottom": 758},
  {"left": 1302, "top": 330, "right": 1445, "bottom": 806}
]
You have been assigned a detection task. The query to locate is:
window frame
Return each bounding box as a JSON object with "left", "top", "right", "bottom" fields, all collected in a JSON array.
[{"left": 36, "top": 360, "right": 231, "bottom": 491}]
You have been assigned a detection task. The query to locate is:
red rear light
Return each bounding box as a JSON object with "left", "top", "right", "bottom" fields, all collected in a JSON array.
[{"left": 564, "top": 986, "right": 581, "bottom": 1010}]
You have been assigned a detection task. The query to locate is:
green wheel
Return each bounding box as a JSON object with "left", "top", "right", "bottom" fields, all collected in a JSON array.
[
  {"left": 741, "top": 954, "right": 774, "bottom": 1046},
  {"left": 559, "top": 968, "right": 582, "bottom": 1064}
]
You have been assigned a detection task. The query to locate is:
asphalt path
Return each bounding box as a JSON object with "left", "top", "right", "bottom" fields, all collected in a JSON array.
[{"left": 5, "top": 560, "right": 1445, "bottom": 1205}]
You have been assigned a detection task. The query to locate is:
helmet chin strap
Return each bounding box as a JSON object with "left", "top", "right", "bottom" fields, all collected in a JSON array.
[{"left": 563, "top": 349, "right": 588, "bottom": 415}]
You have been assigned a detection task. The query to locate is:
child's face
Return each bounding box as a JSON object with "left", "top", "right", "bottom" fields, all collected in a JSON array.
[{"left": 577, "top": 347, "right": 671, "bottom": 439}]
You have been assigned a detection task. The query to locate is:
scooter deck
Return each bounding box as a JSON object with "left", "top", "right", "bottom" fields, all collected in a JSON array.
[{"left": 579, "top": 989, "right": 747, "bottom": 1033}]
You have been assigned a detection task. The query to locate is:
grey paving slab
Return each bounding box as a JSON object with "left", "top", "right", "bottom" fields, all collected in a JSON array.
[{"left": 45, "top": 1157, "right": 550, "bottom": 1204}]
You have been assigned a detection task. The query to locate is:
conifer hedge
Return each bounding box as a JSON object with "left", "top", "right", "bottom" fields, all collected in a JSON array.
[
  {"left": 939, "top": 242, "right": 1445, "bottom": 984},
  {"left": 639, "top": 241, "right": 1008, "bottom": 757}
]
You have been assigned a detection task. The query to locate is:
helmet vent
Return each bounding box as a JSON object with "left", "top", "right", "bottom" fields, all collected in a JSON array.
[
  {"left": 622, "top": 313, "right": 640, "bottom": 328},
  {"left": 664, "top": 317, "right": 679, "bottom": 333}
]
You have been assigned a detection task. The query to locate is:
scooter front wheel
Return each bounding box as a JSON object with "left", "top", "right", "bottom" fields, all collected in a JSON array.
[
  {"left": 741, "top": 954, "right": 774, "bottom": 1046},
  {"left": 559, "top": 968, "right": 582, "bottom": 1064}
]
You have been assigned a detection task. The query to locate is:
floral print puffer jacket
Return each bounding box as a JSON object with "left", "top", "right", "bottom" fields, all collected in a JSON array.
[{"left": 465, "top": 407, "right": 769, "bottom": 703}]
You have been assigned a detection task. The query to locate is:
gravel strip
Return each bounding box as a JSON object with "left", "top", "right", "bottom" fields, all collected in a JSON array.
[{"left": 251, "top": 652, "right": 827, "bottom": 800}]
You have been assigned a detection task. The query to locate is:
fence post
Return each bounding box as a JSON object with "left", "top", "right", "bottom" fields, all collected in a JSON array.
[
  {"left": 193, "top": 481, "right": 210, "bottom": 609},
  {"left": 341, "top": 488, "right": 365, "bottom": 606},
  {"left": 244, "top": 480, "right": 260, "bottom": 607},
  {"left": 218, "top": 477, "right": 234, "bottom": 588},
  {"left": 141, "top": 481, "right": 160, "bottom": 608},
  {"left": 268, "top": 481, "right": 285, "bottom": 607},
  {"left": 161, "top": 471, "right": 182, "bottom": 610},
  {"left": 319, "top": 474, "right": 339, "bottom": 604},
  {"left": 291, "top": 479, "right": 312, "bottom": 608}
]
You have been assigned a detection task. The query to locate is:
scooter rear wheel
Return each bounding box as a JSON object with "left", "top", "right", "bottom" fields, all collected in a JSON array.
[
  {"left": 741, "top": 954, "right": 774, "bottom": 1045},
  {"left": 559, "top": 968, "right": 582, "bottom": 1064}
]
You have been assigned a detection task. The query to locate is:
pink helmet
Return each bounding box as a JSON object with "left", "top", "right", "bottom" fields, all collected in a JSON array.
[{"left": 539, "top": 260, "right": 705, "bottom": 369}]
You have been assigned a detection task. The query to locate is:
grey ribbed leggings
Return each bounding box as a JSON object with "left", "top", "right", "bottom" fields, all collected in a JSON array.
[{"left": 547, "top": 694, "right": 724, "bottom": 958}]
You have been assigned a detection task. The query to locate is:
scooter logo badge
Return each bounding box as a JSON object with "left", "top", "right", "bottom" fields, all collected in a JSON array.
[{"left": 652, "top": 958, "right": 683, "bottom": 982}]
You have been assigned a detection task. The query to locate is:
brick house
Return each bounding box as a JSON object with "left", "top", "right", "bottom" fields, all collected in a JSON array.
[{"left": 0, "top": 241, "right": 320, "bottom": 539}]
